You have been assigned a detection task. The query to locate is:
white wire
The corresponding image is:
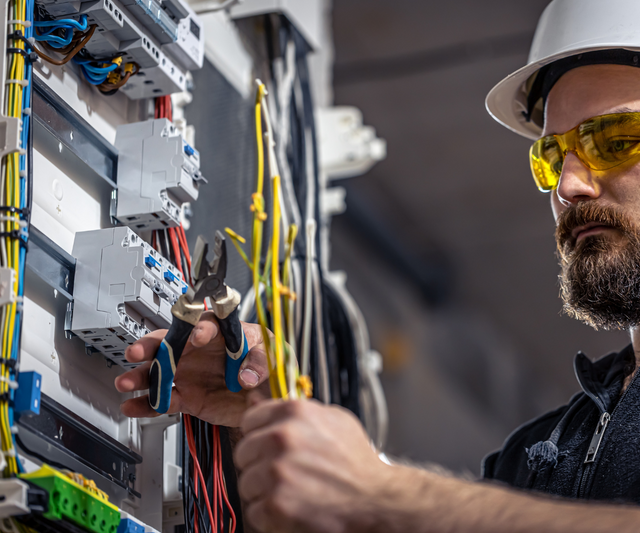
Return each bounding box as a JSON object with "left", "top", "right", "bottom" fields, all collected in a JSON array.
[
  {"left": 325, "top": 274, "right": 389, "bottom": 450},
  {"left": 300, "top": 220, "right": 315, "bottom": 377},
  {"left": 191, "top": 0, "right": 239, "bottom": 14}
]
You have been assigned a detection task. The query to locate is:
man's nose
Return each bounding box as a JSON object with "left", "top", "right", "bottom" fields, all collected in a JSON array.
[{"left": 555, "top": 151, "right": 603, "bottom": 206}]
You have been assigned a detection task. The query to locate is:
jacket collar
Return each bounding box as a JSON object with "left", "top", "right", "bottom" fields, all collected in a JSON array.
[{"left": 573, "top": 344, "right": 634, "bottom": 414}]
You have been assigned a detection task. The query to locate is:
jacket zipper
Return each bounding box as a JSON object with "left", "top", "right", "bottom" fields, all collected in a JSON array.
[
  {"left": 577, "top": 412, "right": 610, "bottom": 498},
  {"left": 576, "top": 369, "right": 640, "bottom": 498}
]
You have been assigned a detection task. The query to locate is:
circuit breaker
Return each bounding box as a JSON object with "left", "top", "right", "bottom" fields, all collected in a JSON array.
[
  {"left": 114, "top": 118, "right": 205, "bottom": 231},
  {"left": 35, "top": 0, "right": 204, "bottom": 98},
  {"left": 67, "top": 226, "right": 187, "bottom": 368}
]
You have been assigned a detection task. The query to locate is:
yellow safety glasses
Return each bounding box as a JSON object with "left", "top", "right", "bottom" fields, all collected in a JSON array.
[{"left": 529, "top": 112, "right": 640, "bottom": 192}]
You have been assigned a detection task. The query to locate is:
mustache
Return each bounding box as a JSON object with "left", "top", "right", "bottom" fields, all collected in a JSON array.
[{"left": 555, "top": 202, "right": 633, "bottom": 250}]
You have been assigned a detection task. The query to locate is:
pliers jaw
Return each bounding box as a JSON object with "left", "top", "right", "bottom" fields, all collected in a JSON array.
[{"left": 190, "top": 231, "right": 229, "bottom": 304}]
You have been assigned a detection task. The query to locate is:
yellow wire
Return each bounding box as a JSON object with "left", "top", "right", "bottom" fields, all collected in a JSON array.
[
  {"left": 227, "top": 82, "right": 304, "bottom": 401},
  {"left": 269, "top": 175, "right": 287, "bottom": 398},
  {"left": 0, "top": 0, "right": 27, "bottom": 475},
  {"left": 251, "top": 83, "right": 279, "bottom": 399}
]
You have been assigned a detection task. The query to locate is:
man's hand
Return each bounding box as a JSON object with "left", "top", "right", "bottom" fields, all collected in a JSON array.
[
  {"left": 114, "top": 312, "right": 271, "bottom": 427},
  {"left": 235, "top": 399, "right": 391, "bottom": 533}
]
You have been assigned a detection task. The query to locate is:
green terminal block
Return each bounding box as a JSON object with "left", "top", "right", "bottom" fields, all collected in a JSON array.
[{"left": 20, "top": 464, "right": 120, "bottom": 533}]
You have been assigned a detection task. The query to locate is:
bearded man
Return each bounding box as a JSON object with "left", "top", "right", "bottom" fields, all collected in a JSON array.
[{"left": 115, "top": 0, "right": 640, "bottom": 531}]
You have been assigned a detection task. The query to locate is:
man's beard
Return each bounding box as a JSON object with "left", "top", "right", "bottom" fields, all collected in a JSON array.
[{"left": 556, "top": 202, "right": 640, "bottom": 330}]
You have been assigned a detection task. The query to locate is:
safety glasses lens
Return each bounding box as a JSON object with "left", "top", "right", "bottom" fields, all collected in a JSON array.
[
  {"left": 530, "top": 138, "right": 563, "bottom": 192},
  {"left": 528, "top": 112, "right": 640, "bottom": 192}
]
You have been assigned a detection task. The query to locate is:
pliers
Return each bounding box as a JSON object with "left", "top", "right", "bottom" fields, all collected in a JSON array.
[{"left": 148, "top": 230, "right": 249, "bottom": 414}]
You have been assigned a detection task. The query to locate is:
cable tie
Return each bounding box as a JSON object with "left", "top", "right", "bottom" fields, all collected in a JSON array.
[
  {"left": 0, "top": 392, "right": 11, "bottom": 402},
  {"left": 0, "top": 216, "right": 27, "bottom": 227},
  {"left": 0, "top": 358, "right": 18, "bottom": 370},
  {"left": 0, "top": 230, "right": 29, "bottom": 249},
  {"left": 7, "top": 20, "right": 31, "bottom": 28},
  {"left": 0, "top": 206, "right": 30, "bottom": 217},
  {"left": 6, "top": 48, "right": 30, "bottom": 59},
  {"left": 8, "top": 31, "right": 32, "bottom": 49},
  {"left": 22, "top": 107, "right": 31, "bottom": 115},
  {"left": 0, "top": 377, "right": 19, "bottom": 390},
  {"left": 19, "top": 169, "right": 27, "bottom": 178},
  {"left": 3, "top": 448, "right": 16, "bottom": 458},
  {"left": 5, "top": 79, "right": 29, "bottom": 87},
  {"left": 10, "top": 426, "right": 18, "bottom": 434}
]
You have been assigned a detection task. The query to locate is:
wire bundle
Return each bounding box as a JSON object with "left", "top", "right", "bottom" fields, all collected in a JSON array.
[
  {"left": 0, "top": 0, "right": 34, "bottom": 483},
  {"left": 33, "top": 12, "right": 139, "bottom": 94},
  {"left": 226, "top": 81, "right": 306, "bottom": 401},
  {"left": 33, "top": 14, "right": 96, "bottom": 65},
  {"left": 152, "top": 97, "right": 239, "bottom": 533}
]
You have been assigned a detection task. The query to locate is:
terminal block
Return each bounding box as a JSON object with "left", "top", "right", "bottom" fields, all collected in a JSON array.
[
  {"left": 114, "top": 118, "right": 205, "bottom": 231},
  {"left": 20, "top": 465, "right": 121, "bottom": 533},
  {"left": 68, "top": 227, "right": 187, "bottom": 368},
  {"left": 35, "top": 0, "right": 203, "bottom": 97}
]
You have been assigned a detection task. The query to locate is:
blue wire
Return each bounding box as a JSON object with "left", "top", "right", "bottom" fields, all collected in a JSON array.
[
  {"left": 34, "top": 27, "right": 73, "bottom": 47},
  {"left": 74, "top": 58, "right": 118, "bottom": 73},
  {"left": 79, "top": 66, "right": 108, "bottom": 85},
  {"left": 34, "top": 14, "right": 87, "bottom": 31}
]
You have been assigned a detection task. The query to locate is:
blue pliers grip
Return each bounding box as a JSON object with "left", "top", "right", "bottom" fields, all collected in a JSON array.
[
  {"left": 217, "top": 307, "right": 249, "bottom": 393},
  {"left": 148, "top": 317, "right": 194, "bottom": 414},
  {"left": 225, "top": 330, "right": 249, "bottom": 392}
]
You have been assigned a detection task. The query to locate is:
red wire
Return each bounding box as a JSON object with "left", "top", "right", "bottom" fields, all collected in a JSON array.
[
  {"left": 215, "top": 426, "right": 236, "bottom": 533},
  {"left": 166, "top": 95, "right": 173, "bottom": 122},
  {"left": 168, "top": 228, "right": 185, "bottom": 279},
  {"left": 176, "top": 224, "right": 192, "bottom": 286},
  {"left": 177, "top": 224, "right": 191, "bottom": 272},
  {"left": 185, "top": 415, "right": 217, "bottom": 531}
]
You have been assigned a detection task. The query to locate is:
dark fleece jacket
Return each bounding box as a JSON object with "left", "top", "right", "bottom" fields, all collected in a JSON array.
[{"left": 483, "top": 344, "right": 640, "bottom": 503}]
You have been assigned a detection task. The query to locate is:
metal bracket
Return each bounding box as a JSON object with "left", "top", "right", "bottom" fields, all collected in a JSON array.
[
  {"left": 26, "top": 226, "right": 75, "bottom": 301},
  {"left": 138, "top": 414, "right": 180, "bottom": 530},
  {"left": 33, "top": 77, "right": 118, "bottom": 188}
]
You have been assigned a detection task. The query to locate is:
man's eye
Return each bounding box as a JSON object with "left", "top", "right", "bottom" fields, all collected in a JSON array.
[
  {"left": 552, "top": 160, "right": 563, "bottom": 176},
  {"left": 607, "top": 138, "right": 640, "bottom": 153}
]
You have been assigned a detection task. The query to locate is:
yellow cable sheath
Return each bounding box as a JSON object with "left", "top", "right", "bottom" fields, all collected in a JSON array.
[
  {"left": 269, "top": 175, "right": 288, "bottom": 398},
  {"left": 252, "top": 84, "right": 278, "bottom": 398}
]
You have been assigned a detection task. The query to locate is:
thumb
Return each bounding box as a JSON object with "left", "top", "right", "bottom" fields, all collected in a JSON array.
[{"left": 238, "top": 345, "right": 270, "bottom": 390}]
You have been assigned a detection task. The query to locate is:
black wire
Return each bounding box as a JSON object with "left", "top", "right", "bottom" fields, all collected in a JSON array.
[{"left": 159, "top": 229, "right": 170, "bottom": 260}]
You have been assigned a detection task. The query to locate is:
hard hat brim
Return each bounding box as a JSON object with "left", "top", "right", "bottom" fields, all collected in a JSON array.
[{"left": 486, "top": 45, "right": 640, "bottom": 141}]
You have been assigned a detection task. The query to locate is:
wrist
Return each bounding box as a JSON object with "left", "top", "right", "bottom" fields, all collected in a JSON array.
[
  {"left": 348, "top": 461, "right": 417, "bottom": 533},
  {"left": 353, "top": 462, "right": 455, "bottom": 533}
]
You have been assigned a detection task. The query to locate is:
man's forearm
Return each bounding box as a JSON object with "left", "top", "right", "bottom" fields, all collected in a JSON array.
[{"left": 359, "top": 464, "right": 640, "bottom": 533}]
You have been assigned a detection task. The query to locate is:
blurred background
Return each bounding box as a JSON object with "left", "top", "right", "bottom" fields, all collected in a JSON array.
[{"left": 327, "top": 0, "right": 629, "bottom": 474}]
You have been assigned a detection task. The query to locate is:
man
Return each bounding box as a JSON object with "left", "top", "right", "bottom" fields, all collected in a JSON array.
[{"left": 115, "top": 0, "right": 640, "bottom": 530}]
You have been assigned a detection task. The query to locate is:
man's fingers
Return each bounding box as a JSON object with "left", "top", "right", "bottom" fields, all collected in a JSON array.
[
  {"left": 120, "top": 394, "right": 159, "bottom": 418},
  {"left": 125, "top": 329, "right": 165, "bottom": 363},
  {"left": 120, "top": 387, "right": 185, "bottom": 418},
  {"left": 235, "top": 424, "right": 287, "bottom": 470},
  {"left": 240, "top": 399, "right": 305, "bottom": 438},
  {"left": 190, "top": 311, "right": 220, "bottom": 347},
  {"left": 238, "top": 459, "right": 276, "bottom": 502},
  {"left": 238, "top": 345, "right": 270, "bottom": 389},
  {"left": 244, "top": 499, "right": 269, "bottom": 533},
  {"left": 115, "top": 361, "right": 152, "bottom": 393}
]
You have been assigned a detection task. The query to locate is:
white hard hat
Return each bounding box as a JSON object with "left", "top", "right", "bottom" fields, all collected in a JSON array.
[{"left": 486, "top": 0, "right": 640, "bottom": 140}]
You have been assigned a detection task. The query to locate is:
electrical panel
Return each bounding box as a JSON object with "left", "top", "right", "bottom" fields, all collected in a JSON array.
[
  {"left": 114, "top": 118, "right": 205, "bottom": 231},
  {"left": 0, "top": 0, "right": 388, "bottom": 532},
  {"left": 35, "top": 0, "right": 204, "bottom": 98},
  {"left": 68, "top": 226, "right": 187, "bottom": 369}
]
